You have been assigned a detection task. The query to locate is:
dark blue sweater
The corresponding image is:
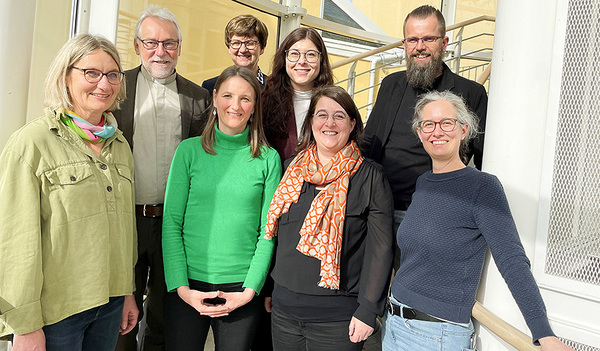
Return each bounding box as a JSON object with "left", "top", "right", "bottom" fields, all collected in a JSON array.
[{"left": 391, "top": 166, "right": 554, "bottom": 343}]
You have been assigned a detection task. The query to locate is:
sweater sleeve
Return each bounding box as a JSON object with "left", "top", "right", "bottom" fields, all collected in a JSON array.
[
  {"left": 473, "top": 174, "right": 554, "bottom": 344},
  {"left": 242, "top": 148, "right": 282, "bottom": 293},
  {"left": 162, "top": 141, "right": 193, "bottom": 292},
  {"left": 353, "top": 163, "right": 395, "bottom": 328},
  {"left": 0, "top": 147, "right": 44, "bottom": 336}
]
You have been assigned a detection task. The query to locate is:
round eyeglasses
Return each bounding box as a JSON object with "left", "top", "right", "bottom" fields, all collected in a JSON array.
[
  {"left": 229, "top": 40, "right": 258, "bottom": 50},
  {"left": 285, "top": 49, "right": 321, "bottom": 63},
  {"left": 137, "top": 38, "right": 180, "bottom": 51},
  {"left": 72, "top": 67, "right": 123, "bottom": 85},
  {"left": 313, "top": 111, "right": 349, "bottom": 123},
  {"left": 419, "top": 118, "right": 459, "bottom": 133}
]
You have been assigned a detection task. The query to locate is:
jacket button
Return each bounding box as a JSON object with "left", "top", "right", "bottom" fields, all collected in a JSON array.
[
  {"left": 70, "top": 176, "right": 76, "bottom": 181},
  {"left": 100, "top": 164, "right": 107, "bottom": 170},
  {"left": 107, "top": 186, "right": 113, "bottom": 192}
]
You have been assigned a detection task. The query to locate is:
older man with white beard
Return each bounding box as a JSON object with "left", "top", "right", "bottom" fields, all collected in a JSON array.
[
  {"left": 112, "top": 5, "right": 210, "bottom": 351},
  {"left": 362, "top": 4, "right": 488, "bottom": 267}
]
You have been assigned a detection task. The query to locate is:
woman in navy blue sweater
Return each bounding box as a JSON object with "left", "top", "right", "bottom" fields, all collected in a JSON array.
[{"left": 382, "top": 91, "right": 572, "bottom": 351}]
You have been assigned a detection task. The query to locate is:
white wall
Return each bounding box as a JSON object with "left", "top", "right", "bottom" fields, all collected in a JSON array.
[
  {"left": 477, "top": 0, "right": 600, "bottom": 348},
  {"left": 0, "top": 0, "right": 36, "bottom": 149}
]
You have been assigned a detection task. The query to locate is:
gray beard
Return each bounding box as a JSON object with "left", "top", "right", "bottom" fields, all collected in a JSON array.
[{"left": 406, "top": 53, "right": 444, "bottom": 89}]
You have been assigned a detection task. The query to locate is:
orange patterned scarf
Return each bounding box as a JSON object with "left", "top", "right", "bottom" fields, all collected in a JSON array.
[{"left": 264, "top": 141, "right": 363, "bottom": 289}]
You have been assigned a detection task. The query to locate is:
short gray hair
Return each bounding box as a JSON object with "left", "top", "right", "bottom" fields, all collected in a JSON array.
[
  {"left": 135, "top": 5, "right": 182, "bottom": 41},
  {"left": 412, "top": 90, "right": 479, "bottom": 153},
  {"left": 43, "top": 34, "right": 126, "bottom": 112}
]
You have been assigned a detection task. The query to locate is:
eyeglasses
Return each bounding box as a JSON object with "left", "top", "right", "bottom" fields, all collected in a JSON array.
[
  {"left": 71, "top": 67, "right": 123, "bottom": 85},
  {"left": 313, "top": 110, "right": 349, "bottom": 123},
  {"left": 285, "top": 49, "right": 321, "bottom": 63},
  {"left": 403, "top": 36, "right": 443, "bottom": 46},
  {"left": 419, "top": 118, "right": 459, "bottom": 133},
  {"left": 137, "top": 38, "right": 180, "bottom": 50},
  {"left": 229, "top": 40, "right": 258, "bottom": 50}
]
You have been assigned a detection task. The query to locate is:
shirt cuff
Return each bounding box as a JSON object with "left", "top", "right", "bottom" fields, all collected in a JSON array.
[
  {"left": 0, "top": 300, "right": 44, "bottom": 337},
  {"left": 353, "top": 304, "right": 378, "bottom": 329},
  {"left": 528, "top": 316, "right": 555, "bottom": 346}
]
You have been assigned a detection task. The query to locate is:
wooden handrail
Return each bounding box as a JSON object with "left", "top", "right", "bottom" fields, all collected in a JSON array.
[
  {"left": 331, "top": 15, "right": 496, "bottom": 70},
  {"left": 472, "top": 301, "right": 540, "bottom": 351},
  {"left": 477, "top": 62, "right": 492, "bottom": 85}
]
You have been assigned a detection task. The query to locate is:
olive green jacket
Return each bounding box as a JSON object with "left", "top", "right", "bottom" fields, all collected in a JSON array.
[{"left": 0, "top": 109, "right": 136, "bottom": 336}]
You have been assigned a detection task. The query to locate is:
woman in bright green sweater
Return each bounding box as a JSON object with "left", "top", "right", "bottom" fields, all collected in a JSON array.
[{"left": 162, "top": 65, "right": 281, "bottom": 351}]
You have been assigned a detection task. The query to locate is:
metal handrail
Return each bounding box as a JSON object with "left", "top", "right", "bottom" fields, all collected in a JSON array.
[
  {"left": 332, "top": 15, "right": 496, "bottom": 117},
  {"left": 332, "top": 15, "right": 496, "bottom": 70}
]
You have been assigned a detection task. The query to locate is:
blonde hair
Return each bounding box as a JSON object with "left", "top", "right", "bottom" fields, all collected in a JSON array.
[{"left": 44, "top": 34, "right": 126, "bottom": 112}]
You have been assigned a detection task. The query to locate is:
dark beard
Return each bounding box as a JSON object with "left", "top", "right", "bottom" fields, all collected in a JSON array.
[{"left": 406, "top": 50, "right": 444, "bottom": 89}]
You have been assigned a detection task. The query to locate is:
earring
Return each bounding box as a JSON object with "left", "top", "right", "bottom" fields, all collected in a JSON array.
[{"left": 213, "top": 109, "right": 217, "bottom": 116}]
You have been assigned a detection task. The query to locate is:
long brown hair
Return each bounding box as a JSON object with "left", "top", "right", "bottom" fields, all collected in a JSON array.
[
  {"left": 201, "top": 65, "right": 268, "bottom": 158},
  {"left": 262, "top": 27, "right": 334, "bottom": 138},
  {"left": 297, "top": 85, "right": 364, "bottom": 152}
]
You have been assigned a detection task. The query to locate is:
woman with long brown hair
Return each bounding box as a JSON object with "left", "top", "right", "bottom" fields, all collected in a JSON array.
[
  {"left": 262, "top": 27, "right": 334, "bottom": 162},
  {"left": 162, "top": 65, "right": 281, "bottom": 351}
]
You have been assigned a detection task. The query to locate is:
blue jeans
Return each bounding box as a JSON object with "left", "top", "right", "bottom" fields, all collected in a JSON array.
[
  {"left": 43, "top": 296, "right": 124, "bottom": 351},
  {"left": 382, "top": 296, "right": 475, "bottom": 351}
]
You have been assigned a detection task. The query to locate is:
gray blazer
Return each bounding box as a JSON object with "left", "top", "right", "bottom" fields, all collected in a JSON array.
[{"left": 112, "top": 65, "right": 211, "bottom": 149}]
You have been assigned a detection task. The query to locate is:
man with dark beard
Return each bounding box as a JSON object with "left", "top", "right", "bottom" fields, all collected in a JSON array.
[{"left": 362, "top": 5, "right": 488, "bottom": 254}]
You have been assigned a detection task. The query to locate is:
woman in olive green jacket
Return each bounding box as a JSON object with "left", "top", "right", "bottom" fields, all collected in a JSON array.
[{"left": 0, "top": 34, "right": 137, "bottom": 351}]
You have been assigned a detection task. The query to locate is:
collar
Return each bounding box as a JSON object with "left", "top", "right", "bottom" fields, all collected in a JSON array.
[
  {"left": 140, "top": 65, "right": 177, "bottom": 85},
  {"left": 257, "top": 67, "right": 265, "bottom": 85},
  {"left": 214, "top": 124, "right": 250, "bottom": 150},
  {"left": 293, "top": 89, "right": 312, "bottom": 101},
  {"left": 435, "top": 63, "right": 455, "bottom": 90}
]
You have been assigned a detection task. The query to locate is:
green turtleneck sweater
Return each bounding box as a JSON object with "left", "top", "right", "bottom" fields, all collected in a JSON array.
[{"left": 162, "top": 126, "right": 281, "bottom": 293}]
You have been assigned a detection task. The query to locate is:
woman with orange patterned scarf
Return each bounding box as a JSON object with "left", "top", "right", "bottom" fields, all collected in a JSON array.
[{"left": 263, "top": 86, "right": 394, "bottom": 351}]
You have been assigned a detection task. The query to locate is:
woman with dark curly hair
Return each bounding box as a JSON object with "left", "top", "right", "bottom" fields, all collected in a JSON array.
[{"left": 262, "top": 27, "right": 334, "bottom": 162}]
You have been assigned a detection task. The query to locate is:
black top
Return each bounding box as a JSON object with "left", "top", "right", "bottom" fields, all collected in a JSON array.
[
  {"left": 379, "top": 80, "right": 430, "bottom": 210},
  {"left": 270, "top": 158, "right": 394, "bottom": 327},
  {"left": 361, "top": 63, "right": 488, "bottom": 210}
]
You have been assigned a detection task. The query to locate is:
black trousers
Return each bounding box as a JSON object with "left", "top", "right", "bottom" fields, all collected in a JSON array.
[
  {"left": 271, "top": 309, "right": 364, "bottom": 351},
  {"left": 164, "top": 281, "right": 262, "bottom": 351},
  {"left": 116, "top": 215, "right": 166, "bottom": 351}
]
